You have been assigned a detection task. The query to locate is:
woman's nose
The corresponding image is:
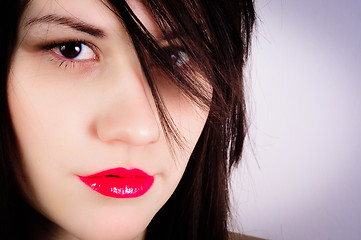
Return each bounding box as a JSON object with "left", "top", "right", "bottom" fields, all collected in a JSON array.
[{"left": 95, "top": 57, "right": 160, "bottom": 146}]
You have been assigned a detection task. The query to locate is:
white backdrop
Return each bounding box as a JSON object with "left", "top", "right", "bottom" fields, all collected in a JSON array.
[{"left": 230, "top": 0, "right": 361, "bottom": 239}]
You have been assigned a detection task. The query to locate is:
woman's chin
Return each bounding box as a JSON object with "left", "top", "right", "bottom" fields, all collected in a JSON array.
[{"left": 54, "top": 218, "right": 148, "bottom": 240}]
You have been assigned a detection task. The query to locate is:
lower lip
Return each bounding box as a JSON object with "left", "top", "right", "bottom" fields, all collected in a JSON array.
[{"left": 78, "top": 168, "right": 154, "bottom": 198}]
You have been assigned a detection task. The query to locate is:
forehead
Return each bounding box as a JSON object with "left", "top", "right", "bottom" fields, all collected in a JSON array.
[{"left": 22, "top": 0, "right": 161, "bottom": 38}]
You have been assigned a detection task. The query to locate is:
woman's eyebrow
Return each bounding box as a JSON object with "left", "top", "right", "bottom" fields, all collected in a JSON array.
[{"left": 25, "top": 14, "right": 106, "bottom": 38}]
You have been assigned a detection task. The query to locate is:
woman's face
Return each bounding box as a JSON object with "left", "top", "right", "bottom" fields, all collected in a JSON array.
[{"left": 7, "top": 0, "right": 209, "bottom": 239}]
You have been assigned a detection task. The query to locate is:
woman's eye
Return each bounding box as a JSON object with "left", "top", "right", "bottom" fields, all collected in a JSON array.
[
  {"left": 161, "top": 45, "right": 190, "bottom": 67},
  {"left": 51, "top": 42, "right": 97, "bottom": 60},
  {"left": 170, "top": 50, "right": 190, "bottom": 67}
]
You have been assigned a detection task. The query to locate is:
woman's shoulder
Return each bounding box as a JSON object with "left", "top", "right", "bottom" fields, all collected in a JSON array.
[{"left": 228, "top": 232, "right": 267, "bottom": 240}]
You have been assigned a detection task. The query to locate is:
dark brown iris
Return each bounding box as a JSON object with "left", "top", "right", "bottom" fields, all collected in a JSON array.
[{"left": 59, "top": 42, "right": 82, "bottom": 59}]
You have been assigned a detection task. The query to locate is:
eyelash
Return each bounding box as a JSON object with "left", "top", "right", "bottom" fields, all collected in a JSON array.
[{"left": 42, "top": 40, "right": 98, "bottom": 69}]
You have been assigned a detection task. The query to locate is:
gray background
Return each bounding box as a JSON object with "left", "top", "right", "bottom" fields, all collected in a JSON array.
[{"left": 230, "top": 0, "right": 361, "bottom": 239}]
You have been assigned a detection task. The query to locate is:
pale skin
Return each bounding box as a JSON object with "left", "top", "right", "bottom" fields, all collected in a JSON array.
[{"left": 7, "top": 0, "right": 210, "bottom": 239}]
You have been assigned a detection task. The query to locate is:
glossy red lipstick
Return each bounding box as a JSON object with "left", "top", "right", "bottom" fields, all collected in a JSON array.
[{"left": 79, "top": 168, "right": 154, "bottom": 198}]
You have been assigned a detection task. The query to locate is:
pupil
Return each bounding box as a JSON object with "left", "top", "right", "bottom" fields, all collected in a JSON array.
[{"left": 60, "top": 42, "right": 82, "bottom": 59}]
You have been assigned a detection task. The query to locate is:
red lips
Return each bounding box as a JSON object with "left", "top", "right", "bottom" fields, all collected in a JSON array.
[{"left": 78, "top": 168, "right": 154, "bottom": 198}]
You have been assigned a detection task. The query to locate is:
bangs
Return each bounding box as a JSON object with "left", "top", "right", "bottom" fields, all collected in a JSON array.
[{"left": 103, "top": 0, "right": 254, "bottom": 151}]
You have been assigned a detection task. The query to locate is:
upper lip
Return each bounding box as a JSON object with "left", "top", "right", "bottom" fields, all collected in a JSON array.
[{"left": 79, "top": 167, "right": 152, "bottom": 178}]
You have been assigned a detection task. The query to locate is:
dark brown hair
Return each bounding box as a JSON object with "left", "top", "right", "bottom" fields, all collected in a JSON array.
[{"left": 0, "top": 0, "right": 255, "bottom": 239}]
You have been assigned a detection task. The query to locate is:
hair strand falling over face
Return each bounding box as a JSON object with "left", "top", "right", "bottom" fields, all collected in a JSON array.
[{"left": 0, "top": 0, "right": 255, "bottom": 239}]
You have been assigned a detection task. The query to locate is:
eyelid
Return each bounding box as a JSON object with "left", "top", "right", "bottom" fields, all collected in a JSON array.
[
  {"left": 38, "top": 39, "right": 100, "bottom": 70},
  {"left": 54, "top": 43, "right": 97, "bottom": 61},
  {"left": 42, "top": 40, "right": 100, "bottom": 60},
  {"left": 158, "top": 38, "right": 183, "bottom": 48}
]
